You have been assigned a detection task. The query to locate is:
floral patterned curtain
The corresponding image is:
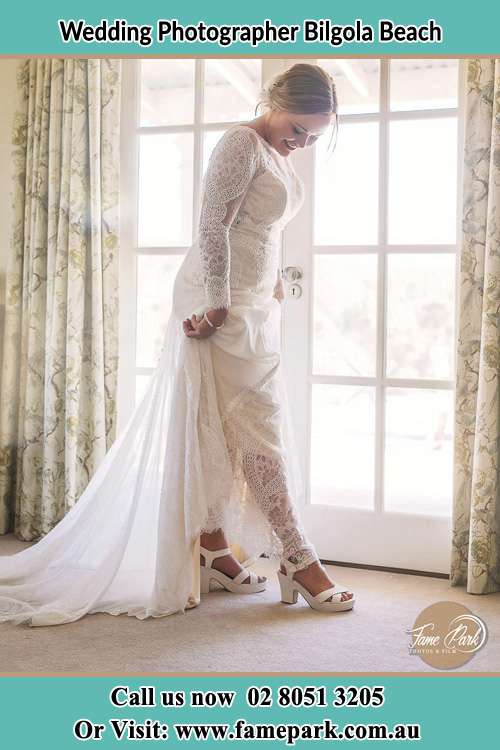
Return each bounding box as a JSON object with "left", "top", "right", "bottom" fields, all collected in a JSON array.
[
  {"left": 451, "top": 59, "right": 500, "bottom": 594},
  {"left": 0, "top": 59, "right": 121, "bottom": 540}
]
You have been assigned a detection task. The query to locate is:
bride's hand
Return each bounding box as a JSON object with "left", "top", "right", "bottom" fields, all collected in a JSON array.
[{"left": 182, "top": 314, "right": 214, "bottom": 340}]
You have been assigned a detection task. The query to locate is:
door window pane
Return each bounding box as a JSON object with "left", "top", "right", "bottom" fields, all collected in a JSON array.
[
  {"left": 388, "top": 118, "right": 457, "bottom": 245},
  {"left": 138, "top": 133, "right": 193, "bottom": 247},
  {"left": 386, "top": 253, "right": 456, "bottom": 380},
  {"left": 314, "top": 122, "right": 379, "bottom": 245},
  {"left": 313, "top": 254, "right": 377, "bottom": 376},
  {"left": 385, "top": 388, "right": 454, "bottom": 516},
  {"left": 204, "top": 59, "right": 261, "bottom": 123},
  {"left": 319, "top": 59, "right": 380, "bottom": 114},
  {"left": 140, "top": 60, "right": 195, "bottom": 126},
  {"left": 136, "top": 254, "right": 184, "bottom": 368},
  {"left": 390, "top": 59, "right": 459, "bottom": 111},
  {"left": 311, "top": 385, "right": 375, "bottom": 509}
]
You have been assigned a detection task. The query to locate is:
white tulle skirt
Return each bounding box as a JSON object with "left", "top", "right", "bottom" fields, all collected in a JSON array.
[{"left": 0, "top": 271, "right": 303, "bottom": 626}]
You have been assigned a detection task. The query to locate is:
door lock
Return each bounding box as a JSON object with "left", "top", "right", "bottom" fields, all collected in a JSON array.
[{"left": 288, "top": 283, "right": 303, "bottom": 299}]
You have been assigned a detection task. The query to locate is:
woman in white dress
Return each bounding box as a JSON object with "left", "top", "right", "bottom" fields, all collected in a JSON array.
[{"left": 0, "top": 63, "right": 354, "bottom": 627}]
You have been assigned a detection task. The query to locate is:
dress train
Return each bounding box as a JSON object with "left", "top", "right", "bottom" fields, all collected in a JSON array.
[
  {"left": 0, "top": 123, "right": 312, "bottom": 627},
  {"left": 0, "top": 295, "right": 305, "bottom": 626}
]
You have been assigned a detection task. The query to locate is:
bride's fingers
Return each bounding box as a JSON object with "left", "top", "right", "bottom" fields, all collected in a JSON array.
[{"left": 183, "top": 320, "right": 196, "bottom": 336}]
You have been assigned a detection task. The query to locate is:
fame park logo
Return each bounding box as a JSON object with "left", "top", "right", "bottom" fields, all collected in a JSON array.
[{"left": 406, "top": 600, "right": 488, "bottom": 669}]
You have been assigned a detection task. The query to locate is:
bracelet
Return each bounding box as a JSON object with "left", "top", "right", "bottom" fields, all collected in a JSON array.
[{"left": 203, "top": 311, "right": 224, "bottom": 329}]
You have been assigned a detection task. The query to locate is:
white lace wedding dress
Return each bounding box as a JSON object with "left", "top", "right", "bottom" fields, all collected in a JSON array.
[{"left": 0, "top": 123, "right": 319, "bottom": 627}]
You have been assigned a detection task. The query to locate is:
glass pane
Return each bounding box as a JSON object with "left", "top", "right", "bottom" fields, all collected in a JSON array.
[
  {"left": 314, "top": 122, "right": 379, "bottom": 245},
  {"left": 135, "top": 374, "right": 153, "bottom": 407},
  {"left": 390, "top": 59, "right": 459, "bottom": 111},
  {"left": 318, "top": 59, "right": 380, "bottom": 114},
  {"left": 387, "top": 253, "right": 456, "bottom": 380},
  {"left": 202, "top": 129, "right": 225, "bottom": 177},
  {"left": 313, "top": 254, "right": 377, "bottom": 376},
  {"left": 138, "top": 133, "right": 193, "bottom": 247},
  {"left": 310, "top": 385, "right": 375, "bottom": 509},
  {"left": 140, "top": 60, "right": 195, "bottom": 126},
  {"left": 136, "top": 254, "right": 184, "bottom": 368},
  {"left": 385, "top": 388, "right": 453, "bottom": 516},
  {"left": 204, "top": 60, "right": 261, "bottom": 123},
  {"left": 388, "top": 118, "right": 457, "bottom": 245}
]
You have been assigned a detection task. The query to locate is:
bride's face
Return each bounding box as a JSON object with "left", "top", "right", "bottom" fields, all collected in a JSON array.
[{"left": 268, "top": 111, "right": 334, "bottom": 156}]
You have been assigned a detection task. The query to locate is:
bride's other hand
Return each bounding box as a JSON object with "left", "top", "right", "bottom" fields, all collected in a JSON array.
[
  {"left": 183, "top": 309, "right": 228, "bottom": 339},
  {"left": 182, "top": 314, "right": 213, "bottom": 339}
]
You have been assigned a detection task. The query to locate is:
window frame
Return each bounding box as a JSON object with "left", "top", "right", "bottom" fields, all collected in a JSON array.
[{"left": 279, "top": 58, "right": 466, "bottom": 516}]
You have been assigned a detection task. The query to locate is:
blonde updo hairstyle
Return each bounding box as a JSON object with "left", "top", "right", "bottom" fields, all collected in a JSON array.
[{"left": 255, "top": 63, "right": 339, "bottom": 154}]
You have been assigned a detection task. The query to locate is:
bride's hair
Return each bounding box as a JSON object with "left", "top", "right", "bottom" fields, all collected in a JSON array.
[{"left": 255, "top": 63, "right": 339, "bottom": 153}]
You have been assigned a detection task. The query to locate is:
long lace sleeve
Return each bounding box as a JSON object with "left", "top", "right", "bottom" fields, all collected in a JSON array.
[{"left": 198, "top": 127, "right": 259, "bottom": 310}]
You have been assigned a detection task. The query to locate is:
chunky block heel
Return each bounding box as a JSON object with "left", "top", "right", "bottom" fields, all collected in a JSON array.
[
  {"left": 277, "top": 571, "right": 299, "bottom": 603},
  {"left": 200, "top": 566, "right": 212, "bottom": 594}
]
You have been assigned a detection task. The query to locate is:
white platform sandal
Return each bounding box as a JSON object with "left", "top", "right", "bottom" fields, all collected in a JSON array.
[
  {"left": 200, "top": 546, "right": 267, "bottom": 594},
  {"left": 277, "top": 559, "right": 355, "bottom": 612}
]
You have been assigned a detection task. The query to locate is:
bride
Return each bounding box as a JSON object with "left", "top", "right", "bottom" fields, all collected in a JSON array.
[{"left": 0, "top": 63, "right": 355, "bottom": 627}]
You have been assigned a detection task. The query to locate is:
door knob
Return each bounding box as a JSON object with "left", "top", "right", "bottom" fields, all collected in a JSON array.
[{"left": 282, "top": 266, "right": 303, "bottom": 282}]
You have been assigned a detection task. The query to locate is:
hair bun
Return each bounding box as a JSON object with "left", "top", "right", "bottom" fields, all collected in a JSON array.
[{"left": 255, "top": 62, "right": 338, "bottom": 135}]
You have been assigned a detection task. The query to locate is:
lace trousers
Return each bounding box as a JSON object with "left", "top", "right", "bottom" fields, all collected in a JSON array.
[{"left": 202, "top": 448, "right": 319, "bottom": 572}]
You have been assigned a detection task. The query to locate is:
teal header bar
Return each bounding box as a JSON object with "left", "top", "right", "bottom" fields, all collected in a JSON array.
[
  {"left": 0, "top": 1, "right": 499, "bottom": 55},
  {"left": 0, "top": 675, "right": 498, "bottom": 747}
]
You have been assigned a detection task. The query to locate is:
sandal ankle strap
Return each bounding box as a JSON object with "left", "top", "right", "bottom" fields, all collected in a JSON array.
[
  {"left": 280, "top": 558, "right": 302, "bottom": 576},
  {"left": 200, "top": 546, "right": 232, "bottom": 569}
]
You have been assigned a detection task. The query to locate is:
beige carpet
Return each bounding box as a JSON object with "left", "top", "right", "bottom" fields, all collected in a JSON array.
[{"left": 0, "top": 534, "right": 498, "bottom": 673}]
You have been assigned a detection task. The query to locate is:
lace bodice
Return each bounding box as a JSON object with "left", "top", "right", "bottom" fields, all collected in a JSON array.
[{"left": 178, "top": 124, "right": 305, "bottom": 312}]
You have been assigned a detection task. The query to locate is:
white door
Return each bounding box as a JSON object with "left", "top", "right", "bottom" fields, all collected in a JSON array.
[{"left": 280, "top": 58, "right": 465, "bottom": 574}]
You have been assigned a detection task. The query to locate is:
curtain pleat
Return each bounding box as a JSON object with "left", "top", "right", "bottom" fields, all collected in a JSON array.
[
  {"left": 0, "top": 59, "right": 121, "bottom": 540},
  {"left": 451, "top": 59, "right": 500, "bottom": 594}
]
